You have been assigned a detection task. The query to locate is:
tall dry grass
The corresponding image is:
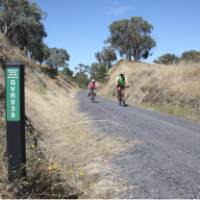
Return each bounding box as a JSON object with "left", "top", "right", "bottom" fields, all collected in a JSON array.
[
  {"left": 0, "top": 35, "right": 81, "bottom": 198},
  {"left": 0, "top": 107, "right": 9, "bottom": 198},
  {"left": 100, "top": 60, "right": 200, "bottom": 121},
  {"left": 0, "top": 81, "right": 79, "bottom": 198}
]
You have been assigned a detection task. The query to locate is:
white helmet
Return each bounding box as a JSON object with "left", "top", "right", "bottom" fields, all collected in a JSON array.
[{"left": 92, "top": 79, "right": 95, "bottom": 82}]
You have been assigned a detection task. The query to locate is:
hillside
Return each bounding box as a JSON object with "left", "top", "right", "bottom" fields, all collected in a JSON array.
[
  {"left": 0, "top": 34, "right": 79, "bottom": 198},
  {"left": 100, "top": 60, "right": 200, "bottom": 121}
]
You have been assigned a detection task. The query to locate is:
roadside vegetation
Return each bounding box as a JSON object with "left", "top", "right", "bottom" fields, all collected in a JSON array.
[
  {"left": 0, "top": 35, "right": 79, "bottom": 198},
  {"left": 99, "top": 60, "right": 200, "bottom": 122}
]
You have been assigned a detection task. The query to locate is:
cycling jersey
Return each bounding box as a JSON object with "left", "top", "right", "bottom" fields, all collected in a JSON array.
[
  {"left": 116, "top": 75, "right": 128, "bottom": 87},
  {"left": 88, "top": 82, "right": 96, "bottom": 90}
]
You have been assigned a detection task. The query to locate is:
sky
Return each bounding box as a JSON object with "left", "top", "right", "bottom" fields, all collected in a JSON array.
[{"left": 35, "top": 0, "right": 200, "bottom": 70}]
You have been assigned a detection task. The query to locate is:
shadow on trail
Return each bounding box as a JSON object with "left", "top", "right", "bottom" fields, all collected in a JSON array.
[{"left": 93, "top": 101, "right": 100, "bottom": 103}]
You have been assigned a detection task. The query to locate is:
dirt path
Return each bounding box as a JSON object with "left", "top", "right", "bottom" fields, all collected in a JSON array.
[{"left": 78, "top": 91, "right": 200, "bottom": 198}]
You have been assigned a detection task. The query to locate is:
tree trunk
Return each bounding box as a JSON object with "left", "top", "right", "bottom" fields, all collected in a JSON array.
[
  {"left": 108, "top": 62, "right": 112, "bottom": 69},
  {"left": 133, "top": 49, "right": 140, "bottom": 62},
  {"left": 135, "top": 57, "right": 139, "bottom": 62},
  {"left": 126, "top": 54, "right": 132, "bottom": 61},
  {"left": 134, "top": 54, "right": 139, "bottom": 62}
]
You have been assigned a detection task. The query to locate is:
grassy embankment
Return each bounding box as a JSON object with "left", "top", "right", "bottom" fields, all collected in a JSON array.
[{"left": 100, "top": 60, "right": 200, "bottom": 122}]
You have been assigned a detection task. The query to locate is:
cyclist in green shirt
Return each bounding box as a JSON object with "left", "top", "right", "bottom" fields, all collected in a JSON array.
[{"left": 116, "top": 73, "right": 129, "bottom": 106}]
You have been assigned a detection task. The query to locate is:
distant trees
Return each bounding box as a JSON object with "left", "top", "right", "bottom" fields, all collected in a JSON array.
[
  {"left": 154, "top": 50, "right": 200, "bottom": 66},
  {"left": 106, "top": 16, "right": 156, "bottom": 61},
  {"left": 74, "top": 64, "right": 90, "bottom": 88},
  {"left": 154, "top": 54, "right": 179, "bottom": 65},
  {"left": 95, "top": 47, "right": 117, "bottom": 69},
  {"left": 0, "top": 0, "right": 47, "bottom": 62},
  {"left": 90, "top": 47, "right": 115, "bottom": 83},
  {"left": 90, "top": 62, "right": 108, "bottom": 83},
  {"left": 46, "top": 48, "right": 70, "bottom": 69},
  {"left": 62, "top": 67, "right": 74, "bottom": 77},
  {"left": 181, "top": 50, "right": 200, "bottom": 63},
  {"left": 43, "top": 47, "right": 72, "bottom": 78}
]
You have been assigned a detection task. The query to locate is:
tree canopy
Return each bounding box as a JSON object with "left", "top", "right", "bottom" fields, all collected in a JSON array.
[
  {"left": 107, "top": 16, "right": 156, "bottom": 61},
  {"left": 62, "top": 66, "right": 74, "bottom": 77},
  {"left": 46, "top": 48, "right": 70, "bottom": 69},
  {"left": 181, "top": 50, "right": 200, "bottom": 63},
  {"left": 30, "top": 42, "right": 50, "bottom": 64},
  {"left": 74, "top": 64, "right": 90, "bottom": 88},
  {"left": 95, "top": 47, "right": 117, "bottom": 68},
  {"left": 90, "top": 62, "right": 108, "bottom": 83},
  {"left": 0, "top": 0, "right": 47, "bottom": 61},
  {"left": 154, "top": 53, "right": 179, "bottom": 65}
]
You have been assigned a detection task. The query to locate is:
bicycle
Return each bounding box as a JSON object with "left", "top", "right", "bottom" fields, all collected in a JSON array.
[
  {"left": 117, "top": 85, "right": 128, "bottom": 106},
  {"left": 89, "top": 89, "right": 96, "bottom": 103}
]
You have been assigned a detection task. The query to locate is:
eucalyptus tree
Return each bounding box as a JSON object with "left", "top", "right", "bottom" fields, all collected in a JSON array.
[{"left": 107, "top": 16, "right": 156, "bottom": 61}]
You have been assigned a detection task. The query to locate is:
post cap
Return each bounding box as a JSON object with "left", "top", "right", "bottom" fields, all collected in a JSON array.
[{"left": 5, "top": 62, "right": 24, "bottom": 68}]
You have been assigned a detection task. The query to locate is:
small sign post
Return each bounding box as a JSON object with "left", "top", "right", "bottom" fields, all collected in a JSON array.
[{"left": 5, "top": 62, "right": 26, "bottom": 180}]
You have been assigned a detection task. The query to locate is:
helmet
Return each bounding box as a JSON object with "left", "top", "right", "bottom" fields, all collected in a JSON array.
[{"left": 91, "top": 79, "right": 95, "bottom": 82}]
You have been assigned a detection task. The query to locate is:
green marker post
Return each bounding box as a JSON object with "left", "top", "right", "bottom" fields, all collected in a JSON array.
[{"left": 5, "top": 63, "right": 26, "bottom": 180}]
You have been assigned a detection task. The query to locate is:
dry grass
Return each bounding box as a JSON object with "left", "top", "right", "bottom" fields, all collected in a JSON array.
[
  {"left": 0, "top": 70, "right": 9, "bottom": 198},
  {"left": 100, "top": 60, "right": 200, "bottom": 121},
  {"left": 0, "top": 114, "right": 9, "bottom": 198},
  {"left": 0, "top": 120, "right": 78, "bottom": 199},
  {"left": 0, "top": 76, "right": 78, "bottom": 198}
]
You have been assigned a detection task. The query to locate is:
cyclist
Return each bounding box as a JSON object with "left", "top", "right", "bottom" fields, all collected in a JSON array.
[
  {"left": 116, "top": 73, "right": 129, "bottom": 106},
  {"left": 88, "top": 79, "right": 96, "bottom": 97}
]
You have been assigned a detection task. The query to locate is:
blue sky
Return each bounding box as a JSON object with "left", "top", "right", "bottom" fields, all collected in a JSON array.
[{"left": 35, "top": 0, "right": 200, "bottom": 70}]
